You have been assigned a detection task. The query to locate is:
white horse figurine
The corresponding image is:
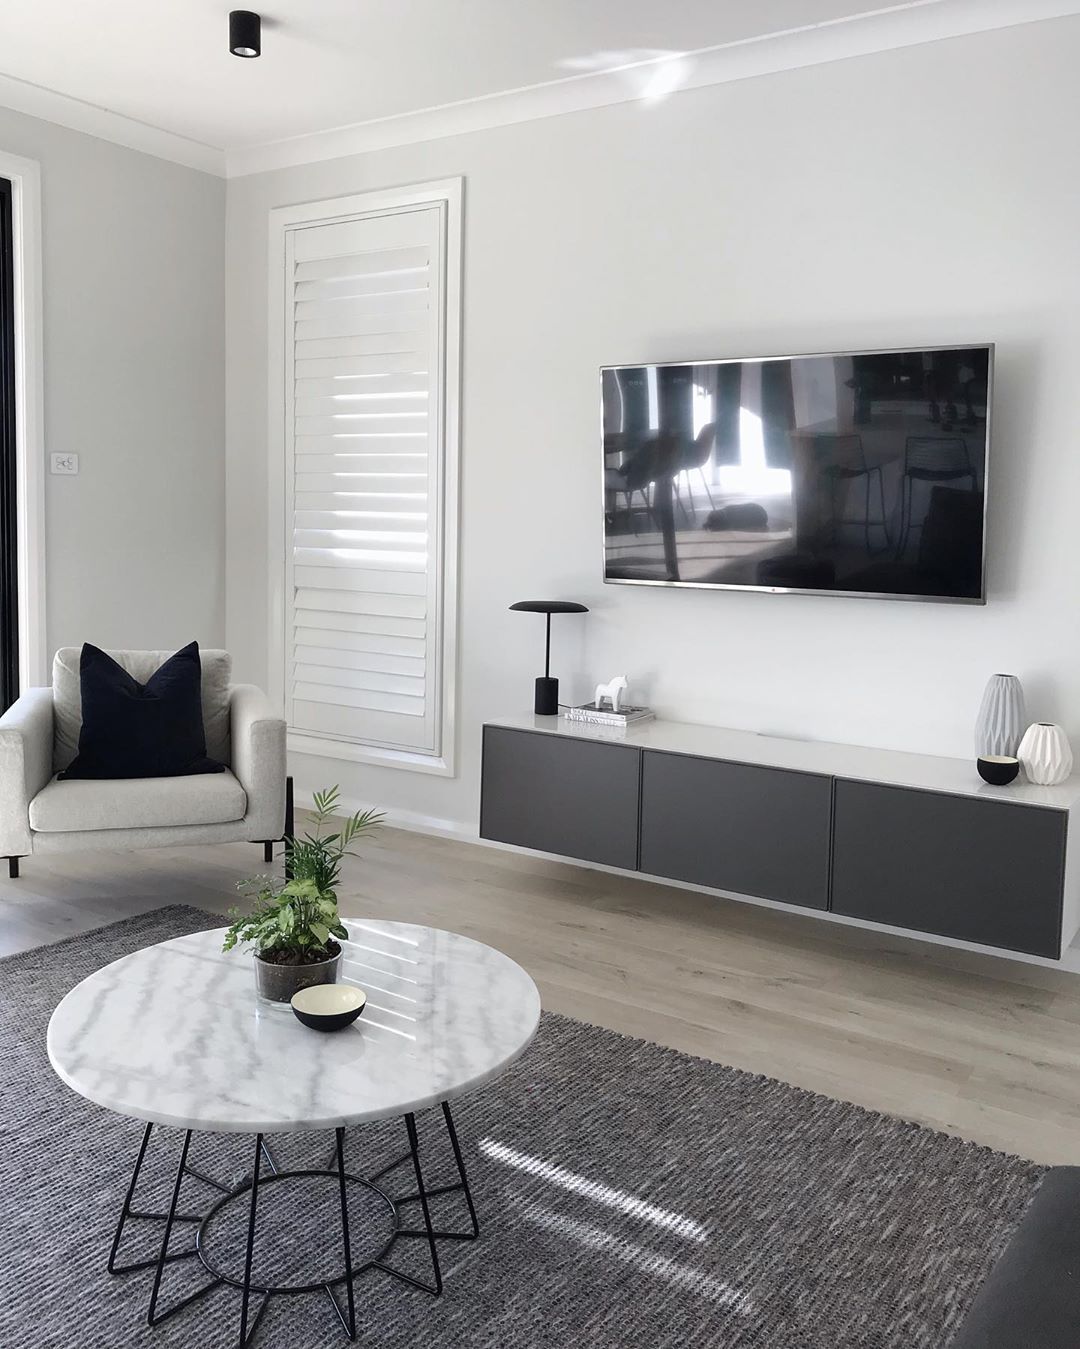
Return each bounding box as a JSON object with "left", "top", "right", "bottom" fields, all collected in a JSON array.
[{"left": 594, "top": 675, "right": 629, "bottom": 713}]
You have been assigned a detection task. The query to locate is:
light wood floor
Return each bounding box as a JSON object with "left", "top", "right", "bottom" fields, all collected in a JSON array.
[{"left": 4, "top": 825, "right": 1080, "bottom": 1165}]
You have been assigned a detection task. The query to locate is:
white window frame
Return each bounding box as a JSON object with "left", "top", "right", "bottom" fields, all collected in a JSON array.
[
  {"left": 0, "top": 150, "right": 46, "bottom": 690},
  {"left": 267, "top": 178, "right": 462, "bottom": 776}
]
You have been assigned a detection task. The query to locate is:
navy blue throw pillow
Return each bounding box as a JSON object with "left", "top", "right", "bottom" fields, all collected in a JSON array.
[{"left": 59, "top": 642, "right": 226, "bottom": 780}]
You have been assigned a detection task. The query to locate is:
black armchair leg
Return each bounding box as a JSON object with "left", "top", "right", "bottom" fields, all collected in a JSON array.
[
  {"left": 283, "top": 776, "right": 294, "bottom": 880},
  {"left": 7, "top": 857, "right": 19, "bottom": 879}
]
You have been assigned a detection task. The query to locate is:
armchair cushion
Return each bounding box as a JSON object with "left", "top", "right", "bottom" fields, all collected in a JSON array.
[
  {"left": 52, "top": 647, "right": 232, "bottom": 772},
  {"left": 59, "top": 642, "right": 225, "bottom": 781},
  {"left": 29, "top": 770, "right": 247, "bottom": 833}
]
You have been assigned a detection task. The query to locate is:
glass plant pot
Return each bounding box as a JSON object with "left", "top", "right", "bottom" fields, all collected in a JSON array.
[{"left": 252, "top": 945, "right": 342, "bottom": 1004}]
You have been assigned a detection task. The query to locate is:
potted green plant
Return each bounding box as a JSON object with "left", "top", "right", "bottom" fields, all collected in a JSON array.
[{"left": 223, "top": 786, "right": 383, "bottom": 1003}]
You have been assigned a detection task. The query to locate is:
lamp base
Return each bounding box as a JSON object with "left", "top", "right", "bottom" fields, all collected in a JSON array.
[{"left": 534, "top": 676, "right": 559, "bottom": 716}]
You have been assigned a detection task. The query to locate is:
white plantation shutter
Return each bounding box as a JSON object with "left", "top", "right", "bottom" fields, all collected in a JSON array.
[{"left": 275, "top": 191, "right": 459, "bottom": 768}]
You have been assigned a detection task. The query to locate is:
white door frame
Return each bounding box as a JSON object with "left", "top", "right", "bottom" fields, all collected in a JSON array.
[{"left": 0, "top": 150, "right": 46, "bottom": 690}]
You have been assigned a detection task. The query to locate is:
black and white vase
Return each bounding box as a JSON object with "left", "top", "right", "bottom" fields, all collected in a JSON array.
[{"left": 974, "top": 674, "right": 1025, "bottom": 758}]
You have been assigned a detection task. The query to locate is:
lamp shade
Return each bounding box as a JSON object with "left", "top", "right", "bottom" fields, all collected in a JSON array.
[{"left": 509, "top": 601, "right": 589, "bottom": 615}]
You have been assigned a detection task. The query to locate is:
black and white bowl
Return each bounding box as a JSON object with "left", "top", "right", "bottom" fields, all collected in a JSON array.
[
  {"left": 977, "top": 755, "right": 1020, "bottom": 786},
  {"left": 290, "top": 983, "right": 367, "bottom": 1032}
]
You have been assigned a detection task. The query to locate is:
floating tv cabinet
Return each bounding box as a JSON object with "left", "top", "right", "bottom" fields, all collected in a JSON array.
[{"left": 480, "top": 716, "right": 1080, "bottom": 961}]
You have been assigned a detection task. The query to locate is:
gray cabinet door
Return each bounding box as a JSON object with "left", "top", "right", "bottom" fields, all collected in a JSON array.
[
  {"left": 639, "top": 751, "right": 832, "bottom": 909},
  {"left": 831, "top": 780, "right": 1066, "bottom": 957},
  {"left": 480, "top": 727, "right": 641, "bottom": 869}
]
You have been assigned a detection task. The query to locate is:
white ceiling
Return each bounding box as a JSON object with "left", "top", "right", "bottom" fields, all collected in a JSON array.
[
  {"left": 0, "top": 1, "right": 973, "bottom": 148},
  {"left": 0, "top": 0, "right": 1076, "bottom": 175}
]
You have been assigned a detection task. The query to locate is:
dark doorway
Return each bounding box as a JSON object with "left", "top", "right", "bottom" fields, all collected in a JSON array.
[{"left": 0, "top": 177, "right": 18, "bottom": 711}]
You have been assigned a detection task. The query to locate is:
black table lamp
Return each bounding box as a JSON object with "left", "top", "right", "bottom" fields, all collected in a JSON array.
[{"left": 509, "top": 600, "right": 589, "bottom": 715}]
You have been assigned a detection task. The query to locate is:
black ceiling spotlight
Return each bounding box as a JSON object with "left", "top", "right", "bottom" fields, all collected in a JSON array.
[{"left": 229, "top": 10, "right": 261, "bottom": 59}]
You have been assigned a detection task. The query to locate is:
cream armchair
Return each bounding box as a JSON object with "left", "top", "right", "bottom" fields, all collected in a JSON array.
[{"left": 0, "top": 648, "right": 289, "bottom": 878}]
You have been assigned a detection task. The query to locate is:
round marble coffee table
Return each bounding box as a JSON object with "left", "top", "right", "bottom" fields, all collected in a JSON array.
[{"left": 47, "top": 919, "right": 540, "bottom": 1346}]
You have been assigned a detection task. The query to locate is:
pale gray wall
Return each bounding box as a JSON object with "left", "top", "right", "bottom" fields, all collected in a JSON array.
[
  {"left": 0, "top": 105, "right": 226, "bottom": 660},
  {"left": 225, "top": 16, "right": 1080, "bottom": 831}
]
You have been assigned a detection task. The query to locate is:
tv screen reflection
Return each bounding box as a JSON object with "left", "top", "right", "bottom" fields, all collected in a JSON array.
[{"left": 601, "top": 346, "right": 991, "bottom": 602}]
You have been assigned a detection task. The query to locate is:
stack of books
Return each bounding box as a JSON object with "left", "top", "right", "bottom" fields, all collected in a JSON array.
[{"left": 562, "top": 703, "right": 655, "bottom": 728}]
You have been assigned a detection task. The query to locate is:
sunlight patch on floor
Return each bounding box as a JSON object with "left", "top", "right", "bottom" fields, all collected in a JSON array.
[
  {"left": 480, "top": 1137, "right": 707, "bottom": 1241},
  {"left": 514, "top": 1197, "right": 748, "bottom": 1311}
]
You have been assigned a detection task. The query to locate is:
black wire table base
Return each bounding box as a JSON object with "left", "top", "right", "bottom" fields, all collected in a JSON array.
[{"left": 107, "top": 1101, "right": 480, "bottom": 1346}]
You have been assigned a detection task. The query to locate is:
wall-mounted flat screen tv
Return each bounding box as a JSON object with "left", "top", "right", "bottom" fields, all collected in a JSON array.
[{"left": 601, "top": 345, "right": 992, "bottom": 603}]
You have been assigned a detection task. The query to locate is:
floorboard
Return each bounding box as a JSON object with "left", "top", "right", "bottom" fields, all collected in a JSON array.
[{"left": 3, "top": 824, "right": 1078, "bottom": 1163}]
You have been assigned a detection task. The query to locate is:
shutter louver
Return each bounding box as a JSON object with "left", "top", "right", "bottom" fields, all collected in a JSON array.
[{"left": 285, "top": 207, "right": 446, "bottom": 755}]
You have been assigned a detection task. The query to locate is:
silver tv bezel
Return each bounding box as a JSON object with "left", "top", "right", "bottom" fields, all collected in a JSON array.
[{"left": 599, "top": 342, "right": 994, "bottom": 606}]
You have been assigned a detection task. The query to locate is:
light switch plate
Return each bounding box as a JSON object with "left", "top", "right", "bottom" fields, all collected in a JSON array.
[{"left": 51, "top": 453, "right": 79, "bottom": 475}]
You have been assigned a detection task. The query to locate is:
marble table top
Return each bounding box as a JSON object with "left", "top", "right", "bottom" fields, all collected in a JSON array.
[{"left": 47, "top": 920, "right": 541, "bottom": 1135}]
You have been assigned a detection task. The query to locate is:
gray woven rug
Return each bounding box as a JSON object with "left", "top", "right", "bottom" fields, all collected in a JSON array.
[{"left": 0, "top": 906, "right": 1043, "bottom": 1348}]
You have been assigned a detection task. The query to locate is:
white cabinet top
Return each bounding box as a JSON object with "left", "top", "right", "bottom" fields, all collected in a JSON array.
[{"left": 486, "top": 714, "right": 1080, "bottom": 811}]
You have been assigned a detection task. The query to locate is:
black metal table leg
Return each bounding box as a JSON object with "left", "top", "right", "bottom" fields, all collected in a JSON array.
[
  {"left": 389, "top": 1102, "right": 481, "bottom": 1242},
  {"left": 148, "top": 1129, "right": 192, "bottom": 1321},
  {"left": 108, "top": 1121, "right": 154, "bottom": 1273},
  {"left": 109, "top": 1123, "right": 204, "bottom": 1275},
  {"left": 406, "top": 1112, "right": 442, "bottom": 1294},
  {"left": 441, "top": 1101, "right": 480, "bottom": 1240},
  {"left": 106, "top": 1099, "right": 479, "bottom": 1346},
  {"left": 322, "top": 1125, "right": 358, "bottom": 1339},
  {"left": 373, "top": 1112, "right": 443, "bottom": 1295},
  {"left": 146, "top": 1131, "right": 224, "bottom": 1327},
  {"left": 238, "top": 1133, "right": 268, "bottom": 1347}
]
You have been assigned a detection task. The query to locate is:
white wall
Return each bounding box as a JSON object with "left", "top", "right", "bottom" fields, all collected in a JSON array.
[
  {"left": 0, "top": 105, "right": 226, "bottom": 660},
  {"left": 226, "top": 16, "right": 1080, "bottom": 831}
]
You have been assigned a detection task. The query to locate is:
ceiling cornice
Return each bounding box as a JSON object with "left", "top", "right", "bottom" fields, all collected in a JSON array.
[
  {"left": 0, "top": 0, "right": 1076, "bottom": 182},
  {"left": 0, "top": 71, "right": 226, "bottom": 176},
  {"left": 225, "top": 0, "right": 1080, "bottom": 177}
]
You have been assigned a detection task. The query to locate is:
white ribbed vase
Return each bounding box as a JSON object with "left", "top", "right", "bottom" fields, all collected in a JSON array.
[
  {"left": 1017, "top": 722, "right": 1073, "bottom": 786},
  {"left": 974, "top": 673, "right": 1026, "bottom": 758}
]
